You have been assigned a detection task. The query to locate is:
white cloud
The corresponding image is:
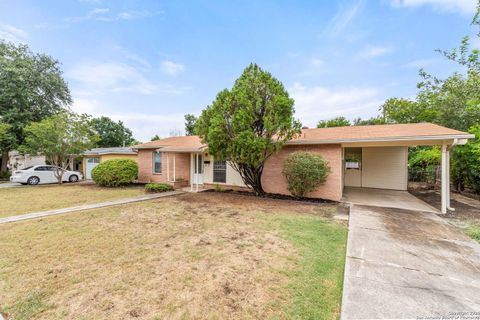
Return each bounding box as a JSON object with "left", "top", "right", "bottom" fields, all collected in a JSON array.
[
  {"left": 66, "top": 8, "right": 159, "bottom": 23},
  {"left": 289, "top": 82, "right": 385, "bottom": 127},
  {"left": 0, "top": 23, "right": 28, "bottom": 43},
  {"left": 357, "top": 45, "right": 394, "bottom": 59},
  {"left": 403, "top": 58, "right": 439, "bottom": 68},
  {"left": 324, "top": 0, "right": 363, "bottom": 36},
  {"left": 389, "top": 0, "right": 476, "bottom": 14},
  {"left": 311, "top": 58, "right": 325, "bottom": 67},
  {"left": 69, "top": 61, "right": 183, "bottom": 95},
  {"left": 160, "top": 60, "right": 185, "bottom": 76}
]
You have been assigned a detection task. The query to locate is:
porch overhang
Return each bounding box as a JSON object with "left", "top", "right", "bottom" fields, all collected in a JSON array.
[{"left": 287, "top": 134, "right": 474, "bottom": 147}]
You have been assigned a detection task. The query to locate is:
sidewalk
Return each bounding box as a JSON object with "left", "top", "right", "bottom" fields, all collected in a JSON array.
[{"left": 0, "top": 191, "right": 183, "bottom": 224}]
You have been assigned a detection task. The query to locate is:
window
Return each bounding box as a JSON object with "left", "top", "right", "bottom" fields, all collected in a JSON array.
[
  {"left": 34, "top": 166, "right": 47, "bottom": 171},
  {"left": 213, "top": 160, "right": 226, "bottom": 183},
  {"left": 195, "top": 154, "right": 203, "bottom": 174},
  {"left": 87, "top": 158, "right": 100, "bottom": 164},
  {"left": 153, "top": 152, "right": 162, "bottom": 173}
]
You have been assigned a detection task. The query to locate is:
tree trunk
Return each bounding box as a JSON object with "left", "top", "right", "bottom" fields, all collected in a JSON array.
[
  {"left": 1, "top": 150, "right": 8, "bottom": 172},
  {"left": 234, "top": 162, "right": 265, "bottom": 196}
]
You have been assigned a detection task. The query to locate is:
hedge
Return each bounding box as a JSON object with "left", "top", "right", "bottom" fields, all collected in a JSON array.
[
  {"left": 145, "top": 183, "right": 174, "bottom": 193},
  {"left": 91, "top": 159, "right": 138, "bottom": 187}
]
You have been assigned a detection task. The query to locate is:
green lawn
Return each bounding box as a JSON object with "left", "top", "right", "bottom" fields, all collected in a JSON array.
[
  {"left": 0, "top": 192, "right": 347, "bottom": 320},
  {"left": 0, "top": 184, "right": 146, "bottom": 218}
]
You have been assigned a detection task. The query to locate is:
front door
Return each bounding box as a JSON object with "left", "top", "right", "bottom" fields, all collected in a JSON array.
[
  {"left": 193, "top": 154, "right": 203, "bottom": 184},
  {"left": 86, "top": 157, "right": 100, "bottom": 180}
]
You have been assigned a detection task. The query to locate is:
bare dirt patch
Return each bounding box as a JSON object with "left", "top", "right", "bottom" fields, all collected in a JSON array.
[{"left": 0, "top": 192, "right": 344, "bottom": 319}]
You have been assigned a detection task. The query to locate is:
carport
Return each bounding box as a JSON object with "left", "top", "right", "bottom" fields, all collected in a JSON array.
[{"left": 337, "top": 124, "right": 474, "bottom": 213}]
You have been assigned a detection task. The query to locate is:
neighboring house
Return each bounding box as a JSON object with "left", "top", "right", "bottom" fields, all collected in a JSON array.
[
  {"left": 8, "top": 150, "right": 46, "bottom": 171},
  {"left": 133, "top": 123, "right": 474, "bottom": 213},
  {"left": 82, "top": 147, "right": 138, "bottom": 180}
]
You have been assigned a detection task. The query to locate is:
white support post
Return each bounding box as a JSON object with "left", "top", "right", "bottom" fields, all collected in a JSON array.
[
  {"left": 196, "top": 153, "right": 199, "bottom": 192},
  {"left": 166, "top": 153, "right": 170, "bottom": 182},
  {"left": 190, "top": 153, "right": 193, "bottom": 191},
  {"left": 441, "top": 144, "right": 447, "bottom": 214},
  {"left": 173, "top": 154, "right": 176, "bottom": 182}
]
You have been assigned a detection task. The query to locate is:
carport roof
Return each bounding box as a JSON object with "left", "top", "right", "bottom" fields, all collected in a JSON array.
[{"left": 288, "top": 123, "right": 474, "bottom": 144}]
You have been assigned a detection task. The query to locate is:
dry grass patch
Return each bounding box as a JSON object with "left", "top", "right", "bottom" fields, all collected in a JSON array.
[
  {"left": 0, "top": 184, "right": 145, "bottom": 218},
  {"left": 0, "top": 192, "right": 346, "bottom": 320}
]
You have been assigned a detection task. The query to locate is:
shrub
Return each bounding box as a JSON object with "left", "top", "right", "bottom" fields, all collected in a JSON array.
[
  {"left": 145, "top": 183, "right": 174, "bottom": 193},
  {"left": 0, "top": 170, "right": 11, "bottom": 180},
  {"left": 282, "top": 151, "right": 331, "bottom": 197},
  {"left": 91, "top": 159, "right": 138, "bottom": 187}
]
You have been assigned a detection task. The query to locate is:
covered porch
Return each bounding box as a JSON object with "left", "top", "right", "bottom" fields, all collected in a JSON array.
[{"left": 341, "top": 137, "right": 471, "bottom": 214}]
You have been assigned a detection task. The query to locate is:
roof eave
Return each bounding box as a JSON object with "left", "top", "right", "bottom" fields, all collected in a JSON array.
[{"left": 286, "top": 134, "right": 475, "bottom": 145}]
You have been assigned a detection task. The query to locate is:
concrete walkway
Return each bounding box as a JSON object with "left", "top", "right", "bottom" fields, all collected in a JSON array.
[
  {"left": 341, "top": 204, "right": 480, "bottom": 319},
  {"left": 0, "top": 191, "right": 183, "bottom": 224}
]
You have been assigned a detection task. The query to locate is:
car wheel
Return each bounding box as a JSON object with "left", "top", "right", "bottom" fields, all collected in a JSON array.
[
  {"left": 69, "top": 174, "right": 79, "bottom": 183},
  {"left": 27, "top": 176, "right": 40, "bottom": 185}
]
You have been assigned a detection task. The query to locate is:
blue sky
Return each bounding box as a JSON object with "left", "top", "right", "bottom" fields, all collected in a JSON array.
[{"left": 0, "top": 0, "right": 478, "bottom": 141}]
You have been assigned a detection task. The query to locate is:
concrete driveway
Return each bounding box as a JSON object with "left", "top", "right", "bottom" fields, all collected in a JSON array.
[{"left": 341, "top": 203, "right": 480, "bottom": 319}]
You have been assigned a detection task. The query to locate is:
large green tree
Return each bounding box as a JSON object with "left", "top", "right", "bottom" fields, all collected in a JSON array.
[
  {"left": 317, "top": 116, "right": 351, "bottom": 128},
  {"left": 184, "top": 114, "right": 197, "bottom": 136},
  {"left": 377, "top": 2, "right": 480, "bottom": 192},
  {"left": 91, "top": 116, "right": 136, "bottom": 147},
  {"left": 196, "top": 63, "right": 301, "bottom": 195},
  {"left": 21, "top": 112, "right": 99, "bottom": 184},
  {"left": 0, "top": 41, "right": 71, "bottom": 171}
]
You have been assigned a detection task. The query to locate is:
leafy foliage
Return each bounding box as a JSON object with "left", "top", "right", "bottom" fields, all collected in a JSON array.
[
  {"left": 452, "top": 125, "right": 480, "bottom": 192},
  {"left": 91, "top": 159, "right": 138, "bottom": 187},
  {"left": 409, "top": 147, "right": 441, "bottom": 171},
  {"left": 317, "top": 116, "right": 351, "bottom": 128},
  {"left": 352, "top": 116, "right": 386, "bottom": 126},
  {"left": 91, "top": 116, "right": 136, "bottom": 147},
  {"left": 21, "top": 112, "right": 98, "bottom": 183},
  {"left": 184, "top": 114, "right": 197, "bottom": 136},
  {"left": 196, "top": 63, "right": 301, "bottom": 195},
  {"left": 151, "top": 134, "right": 161, "bottom": 141},
  {"left": 282, "top": 151, "right": 331, "bottom": 197},
  {"left": 0, "top": 41, "right": 71, "bottom": 170},
  {"left": 145, "top": 183, "right": 174, "bottom": 193},
  {"left": 0, "top": 121, "right": 15, "bottom": 153}
]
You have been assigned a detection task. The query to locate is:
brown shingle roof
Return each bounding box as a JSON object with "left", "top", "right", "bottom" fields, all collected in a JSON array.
[
  {"left": 133, "top": 136, "right": 206, "bottom": 151},
  {"left": 133, "top": 123, "right": 472, "bottom": 151},
  {"left": 290, "top": 123, "right": 472, "bottom": 143}
]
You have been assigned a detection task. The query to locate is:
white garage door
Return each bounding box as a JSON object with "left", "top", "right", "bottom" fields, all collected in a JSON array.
[
  {"left": 361, "top": 147, "right": 408, "bottom": 190},
  {"left": 85, "top": 157, "right": 100, "bottom": 180}
]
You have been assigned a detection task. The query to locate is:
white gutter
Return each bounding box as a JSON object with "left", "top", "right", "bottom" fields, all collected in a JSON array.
[{"left": 286, "top": 134, "right": 475, "bottom": 145}]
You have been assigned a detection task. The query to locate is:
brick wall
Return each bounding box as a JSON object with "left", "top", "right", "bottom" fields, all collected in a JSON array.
[
  {"left": 137, "top": 150, "right": 191, "bottom": 185},
  {"left": 262, "top": 144, "right": 343, "bottom": 201}
]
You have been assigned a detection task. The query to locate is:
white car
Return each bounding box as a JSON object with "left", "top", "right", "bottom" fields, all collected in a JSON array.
[{"left": 10, "top": 165, "right": 83, "bottom": 185}]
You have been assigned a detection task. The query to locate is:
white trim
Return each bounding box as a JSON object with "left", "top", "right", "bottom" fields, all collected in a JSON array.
[
  {"left": 441, "top": 144, "right": 447, "bottom": 214},
  {"left": 287, "top": 134, "right": 474, "bottom": 145}
]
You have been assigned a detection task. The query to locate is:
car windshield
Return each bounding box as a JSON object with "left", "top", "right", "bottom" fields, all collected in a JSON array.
[{"left": 22, "top": 166, "right": 34, "bottom": 170}]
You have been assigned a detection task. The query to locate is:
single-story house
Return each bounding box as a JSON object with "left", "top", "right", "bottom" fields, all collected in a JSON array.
[
  {"left": 82, "top": 147, "right": 138, "bottom": 180},
  {"left": 7, "top": 150, "right": 46, "bottom": 171},
  {"left": 132, "top": 123, "right": 474, "bottom": 213}
]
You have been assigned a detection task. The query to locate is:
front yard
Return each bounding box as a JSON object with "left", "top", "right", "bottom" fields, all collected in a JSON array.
[
  {"left": 12, "top": 184, "right": 475, "bottom": 319},
  {"left": 0, "top": 184, "right": 146, "bottom": 218},
  {"left": 0, "top": 190, "right": 347, "bottom": 320}
]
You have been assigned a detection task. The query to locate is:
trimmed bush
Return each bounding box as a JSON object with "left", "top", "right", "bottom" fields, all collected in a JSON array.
[
  {"left": 145, "top": 183, "right": 174, "bottom": 193},
  {"left": 282, "top": 151, "right": 331, "bottom": 197},
  {"left": 91, "top": 159, "right": 138, "bottom": 187}
]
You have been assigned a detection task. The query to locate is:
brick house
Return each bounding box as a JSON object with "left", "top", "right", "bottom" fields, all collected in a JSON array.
[{"left": 133, "top": 123, "right": 473, "bottom": 213}]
